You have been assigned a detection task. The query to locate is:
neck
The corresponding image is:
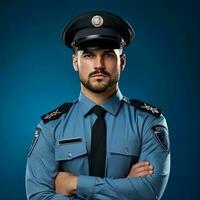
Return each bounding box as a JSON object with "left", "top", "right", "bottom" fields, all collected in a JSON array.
[{"left": 81, "top": 84, "right": 119, "bottom": 105}]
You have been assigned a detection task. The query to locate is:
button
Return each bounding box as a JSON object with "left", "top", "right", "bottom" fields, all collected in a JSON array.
[
  {"left": 124, "top": 148, "right": 129, "bottom": 155},
  {"left": 67, "top": 152, "right": 72, "bottom": 158}
]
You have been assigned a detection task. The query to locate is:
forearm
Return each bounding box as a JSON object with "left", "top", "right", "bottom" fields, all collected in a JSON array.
[
  {"left": 76, "top": 173, "right": 169, "bottom": 200},
  {"left": 26, "top": 162, "right": 81, "bottom": 200},
  {"left": 55, "top": 161, "right": 154, "bottom": 199}
]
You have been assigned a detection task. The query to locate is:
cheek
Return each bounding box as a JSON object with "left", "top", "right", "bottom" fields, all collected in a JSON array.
[
  {"left": 112, "top": 68, "right": 121, "bottom": 78},
  {"left": 77, "top": 60, "right": 92, "bottom": 75},
  {"left": 105, "top": 57, "right": 120, "bottom": 69},
  {"left": 106, "top": 61, "right": 121, "bottom": 74}
]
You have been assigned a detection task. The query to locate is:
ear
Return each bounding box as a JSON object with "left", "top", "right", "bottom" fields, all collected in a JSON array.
[
  {"left": 72, "top": 54, "right": 78, "bottom": 71},
  {"left": 120, "top": 53, "right": 126, "bottom": 71}
]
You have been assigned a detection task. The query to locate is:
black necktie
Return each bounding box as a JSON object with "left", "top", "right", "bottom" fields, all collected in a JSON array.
[{"left": 89, "top": 105, "right": 106, "bottom": 178}]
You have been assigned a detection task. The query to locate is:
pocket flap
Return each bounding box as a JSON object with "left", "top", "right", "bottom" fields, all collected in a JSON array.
[
  {"left": 55, "top": 142, "right": 87, "bottom": 161},
  {"left": 110, "top": 143, "right": 140, "bottom": 157}
]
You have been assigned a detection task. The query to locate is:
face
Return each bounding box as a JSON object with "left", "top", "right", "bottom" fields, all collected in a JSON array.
[{"left": 73, "top": 48, "right": 125, "bottom": 94}]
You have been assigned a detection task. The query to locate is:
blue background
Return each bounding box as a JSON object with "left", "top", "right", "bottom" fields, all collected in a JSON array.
[{"left": 0, "top": 0, "right": 199, "bottom": 199}]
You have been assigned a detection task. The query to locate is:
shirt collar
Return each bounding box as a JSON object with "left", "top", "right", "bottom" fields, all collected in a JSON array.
[
  {"left": 78, "top": 92, "right": 96, "bottom": 116},
  {"left": 78, "top": 89, "right": 123, "bottom": 116}
]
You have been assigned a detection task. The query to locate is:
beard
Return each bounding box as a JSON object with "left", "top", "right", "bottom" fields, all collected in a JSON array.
[{"left": 79, "top": 69, "right": 119, "bottom": 93}]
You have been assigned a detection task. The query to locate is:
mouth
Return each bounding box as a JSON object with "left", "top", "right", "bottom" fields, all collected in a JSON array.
[{"left": 91, "top": 73, "right": 107, "bottom": 78}]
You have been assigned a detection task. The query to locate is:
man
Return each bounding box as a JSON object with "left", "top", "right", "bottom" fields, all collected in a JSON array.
[{"left": 26, "top": 11, "right": 170, "bottom": 200}]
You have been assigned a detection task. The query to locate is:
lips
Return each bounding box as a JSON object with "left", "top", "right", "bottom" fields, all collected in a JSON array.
[{"left": 91, "top": 73, "right": 107, "bottom": 78}]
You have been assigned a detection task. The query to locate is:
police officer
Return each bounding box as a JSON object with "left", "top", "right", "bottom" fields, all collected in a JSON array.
[{"left": 26, "top": 11, "right": 170, "bottom": 200}]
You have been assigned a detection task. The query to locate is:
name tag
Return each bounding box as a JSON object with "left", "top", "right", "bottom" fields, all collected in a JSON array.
[{"left": 58, "top": 137, "right": 82, "bottom": 145}]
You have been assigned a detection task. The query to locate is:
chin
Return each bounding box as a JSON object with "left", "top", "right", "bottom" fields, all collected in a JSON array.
[{"left": 89, "top": 87, "right": 108, "bottom": 93}]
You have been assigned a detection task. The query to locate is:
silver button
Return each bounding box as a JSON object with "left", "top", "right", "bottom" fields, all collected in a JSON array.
[
  {"left": 67, "top": 152, "right": 72, "bottom": 158},
  {"left": 124, "top": 148, "right": 129, "bottom": 155}
]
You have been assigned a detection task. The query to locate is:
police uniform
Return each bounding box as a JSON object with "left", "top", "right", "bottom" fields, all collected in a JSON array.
[{"left": 26, "top": 11, "right": 170, "bottom": 200}]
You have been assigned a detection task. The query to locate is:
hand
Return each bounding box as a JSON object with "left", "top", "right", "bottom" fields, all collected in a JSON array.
[
  {"left": 55, "top": 171, "right": 78, "bottom": 196},
  {"left": 127, "top": 161, "right": 154, "bottom": 178}
]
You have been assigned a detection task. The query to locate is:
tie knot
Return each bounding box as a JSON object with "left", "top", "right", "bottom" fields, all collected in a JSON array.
[{"left": 91, "top": 105, "right": 106, "bottom": 117}]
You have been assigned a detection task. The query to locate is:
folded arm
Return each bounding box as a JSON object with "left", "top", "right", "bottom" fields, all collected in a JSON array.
[{"left": 55, "top": 161, "right": 153, "bottom": 196}]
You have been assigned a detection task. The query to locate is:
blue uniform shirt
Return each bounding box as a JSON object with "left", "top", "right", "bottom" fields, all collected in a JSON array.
[{"left": 26, "top": 90, "right": 170, "bottom": 200}]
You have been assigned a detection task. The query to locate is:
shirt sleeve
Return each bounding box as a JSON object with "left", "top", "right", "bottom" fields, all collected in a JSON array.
[
  {"left": 25, "top": 121, "right": 82, "bottom": 200},
  {"left": 76, "top": 114, "right": 170, "bottom": 200}
]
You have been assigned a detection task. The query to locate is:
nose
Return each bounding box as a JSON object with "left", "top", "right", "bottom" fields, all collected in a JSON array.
[{"left": 94, "top": 55, "right": 104, "bottom": 70}]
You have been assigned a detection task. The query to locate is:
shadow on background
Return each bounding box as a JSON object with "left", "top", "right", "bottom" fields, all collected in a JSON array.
[{"left": 0, "top": 0, "right": 199, "bottom": 199}]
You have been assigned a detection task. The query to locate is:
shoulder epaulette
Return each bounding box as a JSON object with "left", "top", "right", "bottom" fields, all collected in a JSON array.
[
  {"left": 129, "top": 99, "right": 161, "bottom": 117},
  {"left": 41, "top": 102, "right": 73, "bottom": 123}
]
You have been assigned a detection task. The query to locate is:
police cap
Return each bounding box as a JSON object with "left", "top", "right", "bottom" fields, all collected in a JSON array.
[{"left": 62, "top": 11, "right": 135, "bottom": 50}]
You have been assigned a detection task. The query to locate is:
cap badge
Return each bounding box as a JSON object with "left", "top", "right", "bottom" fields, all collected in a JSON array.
[{"left": 91, "top": 15, "right": 104, "bottom": 27}]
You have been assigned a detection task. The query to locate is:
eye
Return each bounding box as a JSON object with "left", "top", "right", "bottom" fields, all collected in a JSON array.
[
  {"left": 82, "top": 53, "right": 94, "bottom": 58},
  {"left": 104, "top": 53, "right": 115, "bottom": 58}
]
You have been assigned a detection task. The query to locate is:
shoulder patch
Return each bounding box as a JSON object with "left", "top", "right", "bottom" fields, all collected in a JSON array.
[
  {"left": 152, "top": 125, "right": 170, "bottom": 153},
  {"left": 129, "top": 99, "right": 161, "bottom": 117},
  {"left": 41, "top": 102, "right": 73, "bottom": 123}
]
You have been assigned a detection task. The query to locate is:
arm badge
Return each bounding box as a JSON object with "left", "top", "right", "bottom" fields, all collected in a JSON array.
[{"left": 152, "top": 125, "right": 170, "bottom": 153}]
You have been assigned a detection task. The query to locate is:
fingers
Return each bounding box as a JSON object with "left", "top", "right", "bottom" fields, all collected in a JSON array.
[
  {"left": 55, "top": 172, "right": 77, "bottom": 196},
  {"left": 127, "top": 161, "right": 154, "bottom": 178},
  {"left": 131, "top": 161, "right": 150, "bottom": 169},
  {"left": 133, "top": 162, "right": 153, "bottom": 173},
  {"left": 128, "top": 170, "right": 151, "bottom": 178}
]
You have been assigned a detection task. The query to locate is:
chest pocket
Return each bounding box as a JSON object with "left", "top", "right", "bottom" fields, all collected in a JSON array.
[
  {"left": 55, "top": 141, "right": 88, "bottom": 175},
  {"left": 107, "top": 143, "right": 140, "bottom": 178}
]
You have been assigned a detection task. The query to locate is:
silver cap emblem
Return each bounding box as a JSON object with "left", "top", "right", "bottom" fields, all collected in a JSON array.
[{"left": 91, "top": 15, "right": 104, "bottom": 27}]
